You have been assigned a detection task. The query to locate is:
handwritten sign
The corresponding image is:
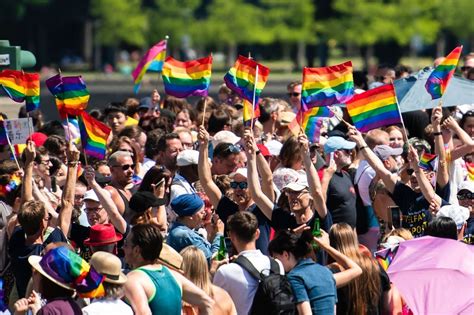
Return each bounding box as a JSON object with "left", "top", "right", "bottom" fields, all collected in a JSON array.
[{"left": 1, "top": 118, "right": 33, "bottom": 145}]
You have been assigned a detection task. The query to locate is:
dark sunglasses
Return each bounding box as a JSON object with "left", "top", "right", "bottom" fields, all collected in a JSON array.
[
  {"left": 230, "top": 181, "right": 248, "bottom": 189},
  {"left": 458, "top": 192, "right": 473, "bottom": 200},
  {"left": 113, "top": 164, "right": 135, "bottom": 171},
  {"left": 287, "top": 92, "right": 301, "bottom": 97}
]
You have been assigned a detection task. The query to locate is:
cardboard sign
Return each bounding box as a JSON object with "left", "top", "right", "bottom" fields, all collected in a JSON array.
[
  {"left": 0, "top": 54, "right": 10, "bottom": 66},
  {"left": 1, "top": 118, "right": 33, "bottom": 145}
]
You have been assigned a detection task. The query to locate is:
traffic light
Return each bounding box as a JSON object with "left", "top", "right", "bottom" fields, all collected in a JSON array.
[{"left": 0, "top": 40, "right": 36, "bottom": 70}]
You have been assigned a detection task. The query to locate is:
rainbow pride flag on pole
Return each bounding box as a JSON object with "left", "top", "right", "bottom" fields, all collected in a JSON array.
[
  {"left": 418, "top": 152, "right": 439, "bottom": 172},
  {"left": 46, "top": 73, "right": 90, "bottom": 118},
  {"left": 301, "top": 61, "right": 354, "bottom": 110},
  {"left": 425, "top": 46, "right": 463, "bottom": 100},
  {"left": 0, "top": 70, "right": 40, "bottom": 112},
  {"left": 289, "top": 106, "right": 333, "bottom": 142},
  {"left": 162, "top": 55, "right": 212, "bottom": 98},
  {"left": 132, "top": 40, "right": 167, "bottom": 94},
  {"left": 78, "top": 111, "right": 111, "bottom": 160},
  {"left": 346, "top": 84, "right": 401, "bottom": 133}
]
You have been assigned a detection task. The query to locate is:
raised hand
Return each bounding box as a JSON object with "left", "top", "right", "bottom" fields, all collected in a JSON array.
[
  {"left": 24, "top": 140, "right": 36, "bottom": 165},
  {"left": 347, "top": 126, "right": 365, "bottom": 147},
  {"left": 407, "top": 145, "right": 420, "bottom": 169},
  {"left": 442, "top": 116, "right": 459, "bottom": 131},
  {"left": 431, "top": 106, "right": 442, "bottom": 127},
  {"left": 312, "top": 229, "right": 330, "bottom": 249},
  {"left": 66, "top": 142, "right": 80, "bottom": 164},
  {"left": 243, "top": 129, "right": 257, "bottom": 155},
  {"left": 84, "top": 165, "right": 96, "bottom": 185},
  {"left": 198, "top": 125, "right": 210, "bottom": 145},
  {"left": 297, "top": 133, "right": 309, "bottom": 153}
]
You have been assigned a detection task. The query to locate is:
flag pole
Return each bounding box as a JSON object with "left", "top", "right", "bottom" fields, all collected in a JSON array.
[
  {"left": 251, "top": 64, "right": 259, "bottom": 131},
  {"left": 4, "top": 128, "right": 21, "bottom": 170},
  {"left": 201, "top": 97, "right": 208, "bottom": 126},
  {"left": 328, "top": 106, "right": 352, "bottom": 128},
  {"left": 392, "top": 83, "right": 410, "bottom": 144}
]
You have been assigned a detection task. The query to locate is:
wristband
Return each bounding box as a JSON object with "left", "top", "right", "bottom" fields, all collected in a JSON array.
[
  {"left": 256, "top": 150, "right": 261, "bottom": 155},
  {"left": 433, "top": 132, "right": 442, "bottom": 136},
  {"left": 359, "top": 145, "right": 368, "bottom": 151}
]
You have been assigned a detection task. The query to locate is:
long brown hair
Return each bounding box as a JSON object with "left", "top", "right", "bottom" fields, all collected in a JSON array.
[{"left": 329, "top": 223, "right": 382, "bottom": 315}]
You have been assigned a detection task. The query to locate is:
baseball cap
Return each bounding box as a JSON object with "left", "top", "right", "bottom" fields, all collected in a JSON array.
[
  {"left": 83, "top": 189, "right": 109, "bottom": 203},
  {"left": 176, "top": 150, "right": 200, "bottom": 167},
  {"left": 138, "top": 97, "right": 153, "bottom": 110},
  {"left": 211, "top": 131, "right": 241, "bottom": 148},
  {"left": 266, "top": 140, "right": 283, "bottom": 156},
  {"left": 373, "top": 145, "right": 403, "bottom": 161},
  {"left": 437, "top": 204, "right": 470, "bottom": 230},
  {"left": 256, "top": 144, "right": 270, "bottom": 157},
  {"left": 230, "top": 167, "right": 247, "bottom": 179},
  {"left": 283, "top": 173, "right": 309, "bottom": 192},
  {"left": 130, "top": 191, "right": 165, "bottom": 213},
  {"left": 273, "top": 167, "right": 300, "bottom": 191},
  {"left": 324, "top": 136, "right": 356, "bottom": 154},
  {"left": 458, "top": 181, "right": 474, "bottom": 193}
]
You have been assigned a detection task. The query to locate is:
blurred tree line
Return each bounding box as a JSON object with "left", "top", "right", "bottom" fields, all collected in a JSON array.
[{"left": 0, "top": 0, "right": 473, "bottom": 70}]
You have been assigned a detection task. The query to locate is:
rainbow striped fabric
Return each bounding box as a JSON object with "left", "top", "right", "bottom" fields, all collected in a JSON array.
[
  {"left": 290, "top": 107, "right": 334, "bottom": 142},
  {"left": 346, "top": 84, "right": 401, "bottom": 132},
  {"left": 301, "top": 61, "right": 354, "bottom": 110},
  {"left": 0, "top": 70, "right": 40, "bottom": 112},
  {"left": 162, "top": 55, "right": 212, "bottom": 98},
  {"left": 466, "top": 162, "right": 474, "bottom": 181},
  {"left": 375, "top": 246, "right": 399, "bottom": 271},
  {"left": 78, "top": 111, "right": 111, "bottom": 160},
  {"left": 425, "top": 46, "right": 463, "bottom": 100},
  {"left": 132, "top": 40, "right": 167, "bottom": 94},
  {"left": 419, "top": 152, "right": 438, "bottom": 172},
  {"left": 46, "top": 74, "right": 90, "bottom": 118}
]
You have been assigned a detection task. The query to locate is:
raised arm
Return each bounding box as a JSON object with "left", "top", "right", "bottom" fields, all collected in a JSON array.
[
  {"left": 298, "top": 134, "right": 327, "bottom": 219},
  {"left": 321, "top": 159, "right": 336, "bottom": 200},
  {"left": 244, "top": 130, "right": 274, "bottom": 220},
  {"left": 21, "top": 140, "right": 35, "bottom": 202},
  {"left": 84, "top": 166, "right": 127, "bottom": 234},
  {"left": 443, "top": 116, "right": 474, "bottom": 161},
  {"left": 256, "top": 148, "right": 276, "bottom": 203},
  {"left": 313, "top": 230, "right": 362, "bottom": 288},
  {"left": 348, "top": 126, "right": 398, "bottom": 194},
  {"left": 431, "top": 107, "right": 449, "bottom": 188},
  {"left": 197, "top": 126, "right": 222, "bottom": 208},
  {"left": 58, "top": 142, "right": 80, "bottom": 235},
  {"left": 150, "top": 180, "right": 168, "bottom": 233}
]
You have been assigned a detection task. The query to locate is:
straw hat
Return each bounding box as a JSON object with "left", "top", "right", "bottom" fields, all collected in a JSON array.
[{"left": 89, "top": 252, "right": 127, "bottom": 285}]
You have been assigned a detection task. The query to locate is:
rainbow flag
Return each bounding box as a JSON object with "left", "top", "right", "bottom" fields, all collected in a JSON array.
[
  {"left": 301, "top": 61, "right": 354, "bottom": 110},
  {"left": 0, "top": 70, "right": 40, "bottom": 112},
  {"left": 466, "top": 162, "right": 474, "bottom": 181},
  {"left": 46, "top": 74, "right": 90, "bottom": 118},
  {"left": 290, "top": 107, "right": 334, "bottom": 142},
  {"left": 242, "top": 99, "right": 261, "bottom": 126},
  {"left": 162, "top": 55, "right": 212, "bottom": 98},
  {"left": 418, "top": 152, "right": 438, "bottom": 172},
  {"left": 346, "top": 84, "right": 401, "bottom": 133},
  {"left": 23, "top": 72, "right": 40, "bottom": 112},
  {"left": 132, "top": 40, "right": 167, "bottom": 94},
  {"left": 425, "top": 46, "right": 463, "bottom": 100},
  {"left": 224, "top": 55, "right": 270, "bottom": 107},
  {"left": 375, "top": 246, "right": 399, "bottom": 271},
  {"left": 78, "top": 111, "right": 111, "bottom": 160}
]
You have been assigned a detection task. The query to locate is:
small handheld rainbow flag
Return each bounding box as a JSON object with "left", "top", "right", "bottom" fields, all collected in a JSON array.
[
  {"left": 46, "top": 73, "right": 90, "bottom": 118},
  {"left": 0, "top": 70, "right": 40, "bottom": 112},
  {"left": 78, "top": 111, "right": 111, "bottom": 160},
  {"left": 346, "top": 84, "right": 401, "bottom": 133},
  {"left": 301, "top": 61, "right": 354, "bottom": 111},
  {"left": 162, "top": 55, "right": 212, "bottom": 98},
  {"left": 224, "top": 55, "right": 270, "bottom": 125},
  {"left": 418, "top": 152, "right": 439, "bottom": 172},
  {"left": 289, "top": 107, "right": 334, "bottom": 142},
  {"left": 375, "top": 246, "right": 399, "bottom": 271},
  {"left": 132, "top": 40, "right": 167, "bottom": 94},
  {"left": 425, "top": 46, "right": 463, "bottom": 100}
]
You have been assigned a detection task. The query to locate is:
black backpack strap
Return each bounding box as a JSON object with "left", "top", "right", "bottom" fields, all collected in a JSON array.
[
  {"left": 269, "top": 257, "right": 280, "bottom": 274},
  {"left": 234, "top": 255, "right": 263, "bottom": 281}
]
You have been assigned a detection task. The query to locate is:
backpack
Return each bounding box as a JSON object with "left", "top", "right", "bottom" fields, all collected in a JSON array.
[{"left": 234, "top": 255, "right": 296, "bottom": 315}]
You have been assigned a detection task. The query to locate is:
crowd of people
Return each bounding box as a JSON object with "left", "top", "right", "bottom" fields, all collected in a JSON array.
[{"left": 0, "top": 52, "right": 473, "bottom": 315}]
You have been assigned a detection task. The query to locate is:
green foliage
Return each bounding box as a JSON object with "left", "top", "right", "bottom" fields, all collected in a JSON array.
[
  {"left": 91, "top": 0, "right": 147, "bottom": 47},
  {"left": 0, "top": 0, "right": 50, "bottom": 19},
  {"left": 442, "top": 0, "right": 474, "bottom": 39}
]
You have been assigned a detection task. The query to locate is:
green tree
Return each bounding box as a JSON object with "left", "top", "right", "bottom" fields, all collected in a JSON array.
[{"left": 442, "top": 0, "right": 474, "bottom": 48}]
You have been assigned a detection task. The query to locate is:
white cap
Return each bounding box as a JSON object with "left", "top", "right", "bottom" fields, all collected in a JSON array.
[
  {"left": 230, "top": 168, "right": 247, "bottom": 179},
  {"left": 176, "top": 150, "right": 200, "bottom": 166},
  {"left": 458, "top": 181, "right": 474, "bottom": 193},
  {"left": 283, "top": 173, "right": 309, "bottom": 192},
  {"left": 437, "top": 205, "right": 470, "bottom": 230},
  {"left": 211, "top": 131, "right": 241, "bottom": 148},
  {"left": 266, "top": 140, "right": 283, "bottom": 156},
  {"left": 83, "top": 189, "right": 111, "bottom": 202}
]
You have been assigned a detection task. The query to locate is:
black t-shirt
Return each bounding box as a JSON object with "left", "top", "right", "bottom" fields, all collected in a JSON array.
[
  {"left": 391, "top": 181, "right": 450, "bottom": 238},
  {"left": 463, "top": 217, "right": 474, "bottom": 245},
  {"left": 8, "top": 226, "right": 67, "bottom": 298},
  {"left": 216, "top": 196, "right": 271, "bottom": 255},
  {"left": 327, "top": 171, "right": 357, "bottom": 228}
]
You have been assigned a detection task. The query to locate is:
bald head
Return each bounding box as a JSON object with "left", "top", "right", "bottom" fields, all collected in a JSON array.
[{"left": 365, "top": 129, "right": 389, "bottom": 149}]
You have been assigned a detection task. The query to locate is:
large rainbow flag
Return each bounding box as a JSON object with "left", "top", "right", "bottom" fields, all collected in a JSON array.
[
  {"left": 425, "top": 46, "right": 463, "bottom": 100},
  {"left": 0, "top": 70, "right": 40, "bottom": 112},
  {"left": 162, "top": 56, "right": 212, "bottom": 98},
  {"left": 301, "top": 61, "right": 354, "bottom": 111},
  {"left": 132, "top": 40, "right": 167, "bottom": 94},
  {"left": 46, "top": 73, "right": 90, "bottom": 118},
  {"left": 346, "top": 84, "right": 401, "bottom": 133},
  {"left": 224, "top": 55, "right": 270, "bottom": 123},
  {"left": 78, "top": 111, "right": 111, "bottom": 160}
]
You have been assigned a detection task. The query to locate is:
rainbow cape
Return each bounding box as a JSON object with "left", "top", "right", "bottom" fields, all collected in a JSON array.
[
  {"left": 0, "top": 70, "right": 40, "bottom": 112},
  {"left": 418, "top": 152, "right": 438, "bottom": 172},
  {"left": 162, "top": 55, "right": 212, "bottom": 98},
  {"left": 301, "top": 61, "right": 354, "bottom": 110},
  {"left": 78, "top": 111, "right": 111, "bottom": 160},
  {"left": 132, "top": 40, "right": 167, "bottom": 94},
  {"left": 289, "top": 107, "right": 334, "bottom": 142},
  {"left": 346, "top": 84, "right": 401, "bottom": 133},
  {"left": 224, "top": 55, "right": 270, "bottom": 123},
  {"left": 46, "top": 73, "right": 90, "bottom": 118},
  {"left": 425, "top": 46, "right": 463, "bottom": 100}
]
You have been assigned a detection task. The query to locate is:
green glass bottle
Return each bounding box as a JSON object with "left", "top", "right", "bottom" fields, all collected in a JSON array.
[
  {"left": 312, "top": 218, "right": 321, "bottom": 249},
  {"left": 217, "top": 236, "right": 228, "bottom": 260}
]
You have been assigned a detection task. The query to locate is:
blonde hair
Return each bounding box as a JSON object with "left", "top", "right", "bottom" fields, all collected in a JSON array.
[
  {"left": 180, "top": 246, "right": 212, "bottom": 296},
  {"left": 329, "top": 223, "right": 382, "bottom": 315},
  {"left": 383, "top": 228, "right": 413, "bottom": 242}
]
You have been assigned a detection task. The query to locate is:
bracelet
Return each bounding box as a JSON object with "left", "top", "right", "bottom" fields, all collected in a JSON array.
[
  {"left": 67, "top": 161, "right": 79, "bottom": 167},
  {"left": 359, "top": 145, "right": 368, "bottom": 150},
  {"left": 256, "top": 150, "right": 261, "bottom": 155},
  {"left": 433, "top": 132, "right": 442, "bottom": 136}
]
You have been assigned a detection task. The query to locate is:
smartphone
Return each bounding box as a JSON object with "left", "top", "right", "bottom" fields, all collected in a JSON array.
[
  {"left": 329, "top": 152, "right": 335, "bottom": 164},
  {"left": 389, "top": 206, "right": 402, "bottom": 229}
]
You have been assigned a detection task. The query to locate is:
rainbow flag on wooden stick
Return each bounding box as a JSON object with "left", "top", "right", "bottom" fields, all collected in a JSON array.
[
  {"left": 162, "top": 55, "right": 212, "bottom": 98},
  {"left": 289, "top": 106, "right": 334, "bottom": 142},
  {"left": 0, "top": 70, "right": 40, "bottom": 112},
  {"left": 78, "top": 111, "right": 111, "bottom": 160},
  {"left": 346, "top": 84, "right": 401, "bottom": 133},
  {"left": 301, "top": 61, "right": 354, "bottom": 111},
  {"left": 132, "top": 40, "right": 167, "bottom": 94},
  {"left": 46, "top": 73, "right": 90, "bottom": 118},
  {"left": 425, "top": 46, "right": 462, "bottom": 100},
  {"left": 418, "top": 152, "right": 439, "bottom": 172}
]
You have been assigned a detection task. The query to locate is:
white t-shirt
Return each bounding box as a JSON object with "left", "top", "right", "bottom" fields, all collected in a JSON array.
[
  {"left": 82, "top": 299, "right": 133, "bottom": 315},
  {"left": 355, "top": 160, "right": 376, "bottom": 206},
  {"left": 213, "top": 249, "right": 284, "bottom": 315}
]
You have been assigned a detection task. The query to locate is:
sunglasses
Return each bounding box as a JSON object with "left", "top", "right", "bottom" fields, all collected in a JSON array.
[
  {"left": 230, "top": 181, "right": 248, "bottom": 189},
  {"left": 85, "top": 206, "right": 104, "bottom": 213},
  {"left": 221, "top": 144, "right": 241, "bottom": 154},
  {"left": 458, "top": 192, "right": 473, "bottom": 200},
  {"left": 113, "top": 164, "right": 135, "bottom": 171},
  {"left": 287, "top": 92, "right": 301, "bottom": 97}
]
